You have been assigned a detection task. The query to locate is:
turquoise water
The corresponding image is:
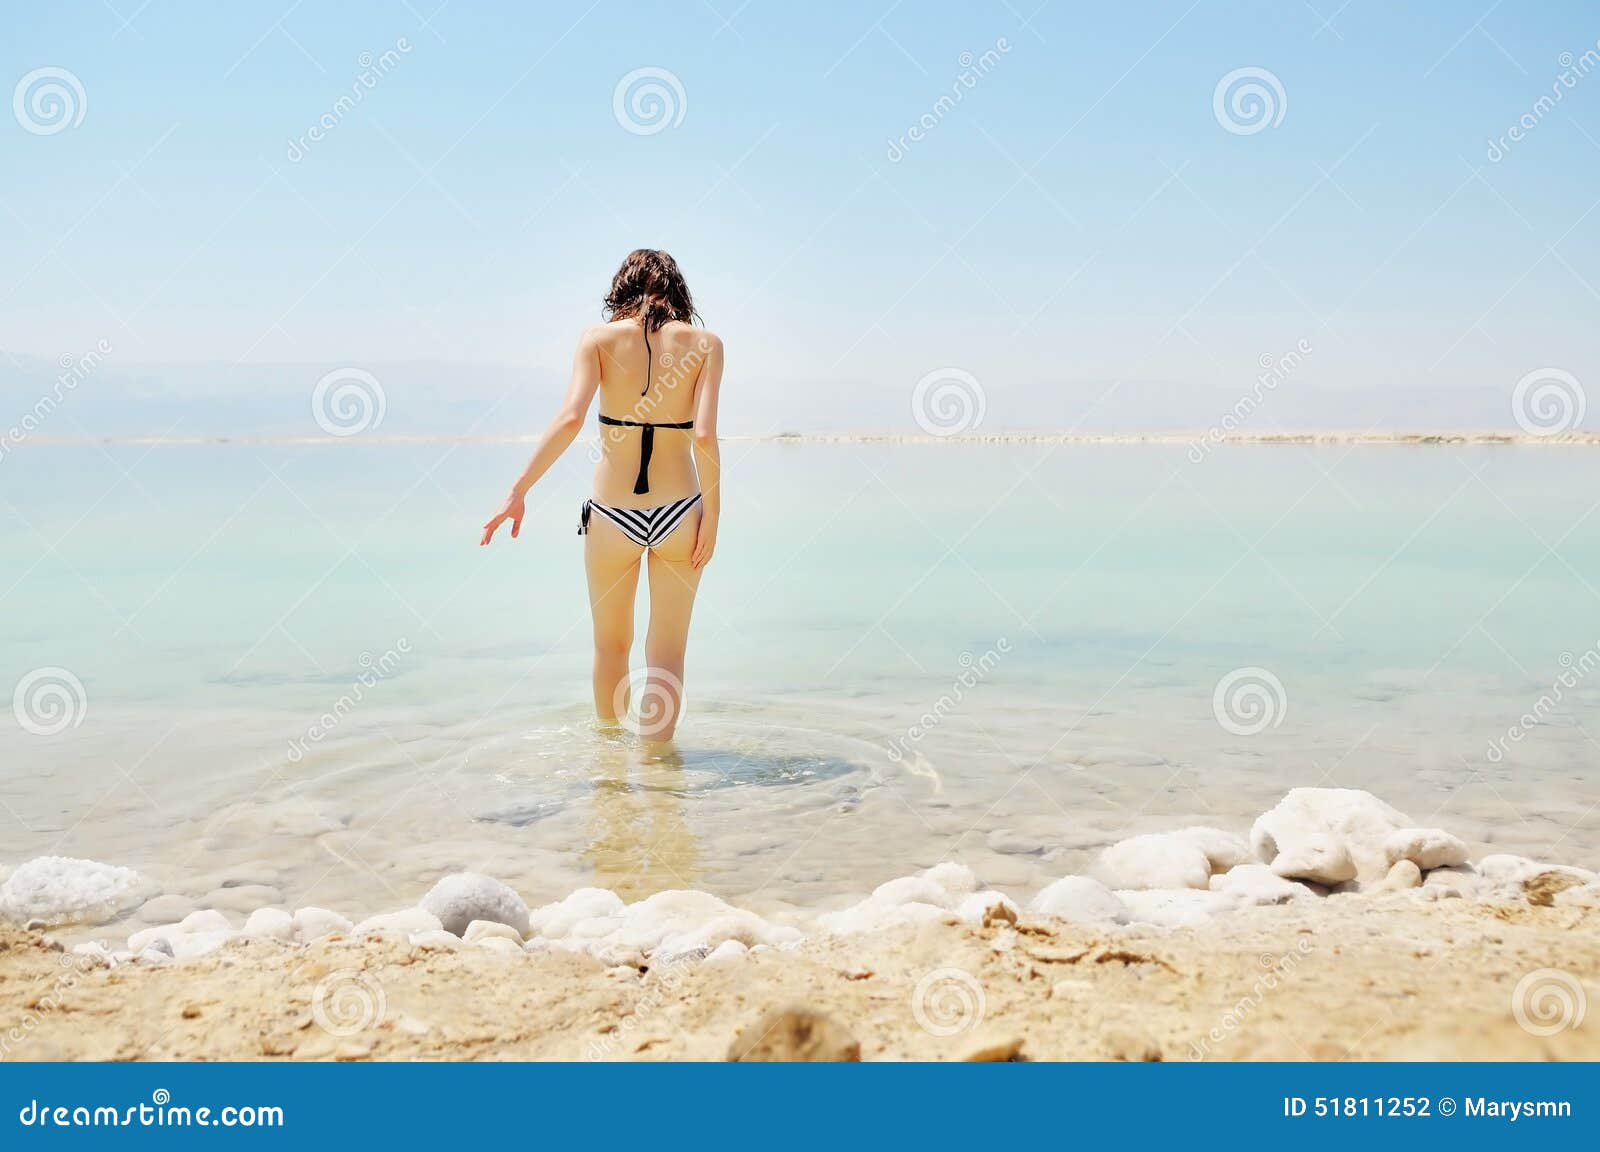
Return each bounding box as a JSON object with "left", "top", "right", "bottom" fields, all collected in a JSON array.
[{"left": 2, "top": 442, "right": 1597, "bottom": 921}]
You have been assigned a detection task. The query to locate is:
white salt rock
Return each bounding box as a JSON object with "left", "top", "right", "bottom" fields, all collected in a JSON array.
[
  {"left": 1268, "top": 833, "right": 1356, "bottom": 885},
  {"left": 169, "top": 930, "right": 236, "bottom": 959},
  {"left": 1028, "top": 876, "right": 1130, "bottom": 925},
  {"left": 953, "top": 890, "right": 1019, "bottom": 924},
  {"left": 1555, "top": 883, "right": 1600, "bottom": 909},
  {"left": 137, "top": 946, "right": 172, "bottom": 965},
  {"left": 814, "top": 864, "right": 979, "bottom": 935},
  {"left": 1422, "top": 865, "right": 1480, "bottom": 898},
  {"left": 419, "top": 873, "right": 529, "bottom": 937},
  {"left": 127, "top": 924, "right": 180, "bottom": 953},
  {"left": 1117, "top": 888, "right": 1237, "bottom": 928},
  {"left": 71, "top": 941, "right": 113, "bottom": 966},
  {"left": 1383, "top": 828, "right": 1469, "bottom": 871},
  {"left": 0, "top": 857, "right": 149, "bottom": 924},
  {"left": 1094, "top": 834, "right": 1211, "bottom": 890},
  {"left": 241, "top": 908, "right": 295, "bottom": 942},
  {"left": 1251, "top": 788, "right": 1410, "bottom": 884},
  {"left": 179, "top": 909, "right": 233, "bottom": 935},
  {"left": 1378, "top": 859, "right": 1423, "bottom": 891},
  {"left": 353, "top": 908, "right": 442, "bottom": 937},
  {"left": 1170, "top": 827, "right": 1252, "bottom": 871},
  {"left": 1209, "top": 863, "right": 1314, "bottom": 905},
  {"left": 868, "top": 875, "right": 956, "bottom": 908},
  {"left": 609, "top": 891, "right": 800, "bottom": 957},
  {"left": 292, "top": 907, "right": 352, "bottom": 942},
  {"left": 922, "top": 861, "right": 979, "bottom": 896},
  {"left": 463, "top": 919, "right": 523, "bottom": 945},
  {"left": 472, "top": 935, "right": 524, "bottom": 956},
  {"left": 1476, "top": 855, "right": 1596, "bottom": 886},
  {"left": 707, "top": 939, "right": 748, "bottom": 962},
  {"left": 408, "top": 929, "right": 460, "bottom": 951},
  {"left": 528, "top": 888, "right": 626, "bottom": 939}
]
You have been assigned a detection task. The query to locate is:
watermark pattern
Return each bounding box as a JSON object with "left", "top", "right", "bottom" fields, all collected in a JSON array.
[
  {"left": 286, "top": 640, "right": 410, "bottom": 763},
  {"left": 886, "top": 38, "right": 1012, "bottom": 162},
  {"left": 311, "top": 367, "right": 387, "bottom": 437},
  {"left": 286, "top": 39, "right": 414, "bottom": 163},
  {"left": 912, "top": 367, "right": 986, "bottom": 436},
  {"left": 1213, "top": 67, "right": 1287, "bottom": 135},
  {"left": 12, "top": 667, "right": 88, "bottom": 736},
  {"left": 1511, "top": 368, "right": 1585, "bottom": 435},
  {"left": 613, "top": 665, "right": 686, "bottom": 738},
  {"left": 1511, "top": 968, "right": 1586, "bottom": 1037},
  {"left": 911, "top": 966, "right": 986, "bottom": 1037},
  {"left": 886, "top": 638, "right": 1010, "bottom": 763},
  {"left": 1188, "top": 339, "right": 1313, "bottom": 462},
  {"left": 1487, "top": 42, "right": 1600, "bottom": 162},
  {"left": 1212, "top": 666, "right": 1287, "bottom": 736},
  {"left": 613, "top": 67, "right": 686, "bottom": 135},
  {"left": 1, "top": 339, "right": 112, "bottom": 462},
  {"left": 1486, "top": 643, "right": 1598, "bottom": 763},
  {"left": 1187, "top": 939, "right": 1315, "bottom": 1059},
  {"left": 13, "top": 67, "right": 87, "bottom": 135},
  {"left": 311, "top": 969, "right": 387, "bottom": 1036}
]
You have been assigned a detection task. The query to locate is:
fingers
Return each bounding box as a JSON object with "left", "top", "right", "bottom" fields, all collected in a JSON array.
[
  {"left": 511, "top": 512, "right": 523, "bottom": 539},
  {"left": 480, "top": 514, "right": 503, "bottom": 546}
]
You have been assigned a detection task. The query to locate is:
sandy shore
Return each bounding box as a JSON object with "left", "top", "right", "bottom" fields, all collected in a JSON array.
[{"left": 4, "top": 892, "right": 1596, "bottom": 1062}]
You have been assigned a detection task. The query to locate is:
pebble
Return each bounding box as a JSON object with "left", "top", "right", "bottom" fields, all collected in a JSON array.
[
  {"left": 352, "top": 908, "right": 443, "bottom": 937},
  {"left": 1378, "top": 859, "right": 1423, "bottom": 891},
  {"left": 178, "top": 909, "right": 233, "bottom": 935},
  {"left": 292, "top": 907, "right": 353, "bottom": 942},
  {"left": 472, "top": 935, "right": 524, "bottom": 956},
  {"left": 242, "top": 908, "right": 295, "bottom": 942},
  {"left": 462, "top": 919, "right": 523, "bottom": 945},
  {"left": 420, "top": 873, "right": 530, "bottom": 937}
]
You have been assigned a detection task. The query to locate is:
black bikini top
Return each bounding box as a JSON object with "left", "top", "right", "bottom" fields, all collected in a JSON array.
[{"left": 598, "top": 324, "right": 692, "bottom": 495}]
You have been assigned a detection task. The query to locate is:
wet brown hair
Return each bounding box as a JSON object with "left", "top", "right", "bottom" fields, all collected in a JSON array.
[{"left": 602, "top": 248, "right": 699, "bottom": 332}]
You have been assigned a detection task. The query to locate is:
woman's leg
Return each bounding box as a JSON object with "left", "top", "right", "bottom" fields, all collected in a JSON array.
[
  {"left": 641, "top": 506, "right": 704, "bottom": 741},
  {"left": 584, "top": 516, "right": 644, "bottom": 722}
]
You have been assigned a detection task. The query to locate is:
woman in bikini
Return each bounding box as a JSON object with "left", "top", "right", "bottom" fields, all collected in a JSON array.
[{"left": 480, "top": 249, "right": 722, "bottom": 741}]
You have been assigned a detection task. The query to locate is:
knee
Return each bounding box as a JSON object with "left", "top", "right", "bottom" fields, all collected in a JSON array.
[{"left": 593, "top": 631, "right": 632, "bottom": 663}]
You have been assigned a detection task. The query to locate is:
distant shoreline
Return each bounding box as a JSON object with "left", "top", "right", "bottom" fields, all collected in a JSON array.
[{"left": 10, "top": 430, "right": 1600, "bottom": 447}]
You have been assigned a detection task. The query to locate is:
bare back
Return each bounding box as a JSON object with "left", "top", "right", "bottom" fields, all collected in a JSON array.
[{"left": 591, "top": 319, "right": 714, "bottom": 507}]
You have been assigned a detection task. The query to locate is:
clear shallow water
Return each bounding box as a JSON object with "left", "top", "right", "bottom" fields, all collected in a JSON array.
[{"left": 2, "top": 442, "right": 1597, "bottom": 925}]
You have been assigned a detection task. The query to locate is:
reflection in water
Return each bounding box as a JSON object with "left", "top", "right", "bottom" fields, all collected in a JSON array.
[{"left": 582, "top": 735, "right": 702, "bottom": 900}]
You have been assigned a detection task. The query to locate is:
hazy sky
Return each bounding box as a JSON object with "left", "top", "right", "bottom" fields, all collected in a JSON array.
[{"left": 3, "top": 1, "right": 1598, "bottom": 432}]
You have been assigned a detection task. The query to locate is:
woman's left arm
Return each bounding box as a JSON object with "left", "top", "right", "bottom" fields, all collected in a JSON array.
[{"left": 480, "top": 328, "right": 602, "bottom": 546}]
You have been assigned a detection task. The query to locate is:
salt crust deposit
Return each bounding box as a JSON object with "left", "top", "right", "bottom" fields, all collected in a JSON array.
[
  {"left": 0, "top": 856, "right": 149, "bottom": 924},
  {"left": 5, "top": 790, "right": 1595, "bottom": 969}
]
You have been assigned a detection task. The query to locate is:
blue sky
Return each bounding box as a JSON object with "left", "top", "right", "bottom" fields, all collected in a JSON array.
[{"left": 3, "top": 1, "right": 1598, "bottom": 431}]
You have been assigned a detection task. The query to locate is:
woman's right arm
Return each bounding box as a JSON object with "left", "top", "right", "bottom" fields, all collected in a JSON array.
[
  {"left": 480, "top": 328, "right": 602, "bottom": 546},
  {"left": 690, "top": 334, "right": 724, "bottom": 569}
]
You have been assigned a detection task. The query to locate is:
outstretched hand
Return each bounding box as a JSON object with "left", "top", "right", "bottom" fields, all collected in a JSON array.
[{"left": 480, "top": 492, "right": 526, "bottom": 546}]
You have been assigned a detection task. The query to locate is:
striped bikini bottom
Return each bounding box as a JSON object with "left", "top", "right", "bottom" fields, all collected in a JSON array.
[{"left": 579, "top": 493, "right": 702, "bottom": 549}]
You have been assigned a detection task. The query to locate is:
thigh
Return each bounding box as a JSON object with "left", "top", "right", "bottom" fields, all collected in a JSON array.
[
  {"left": 644, "top": 505, "right": 704, "bottom": 648},
  {"left": 584, "top": 514, "right": 644, "bottom": 636}
]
